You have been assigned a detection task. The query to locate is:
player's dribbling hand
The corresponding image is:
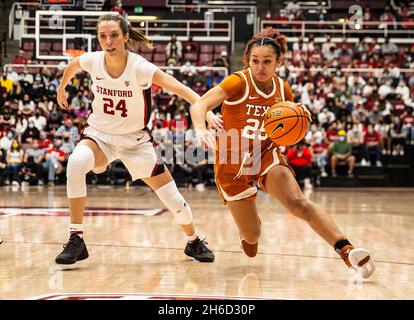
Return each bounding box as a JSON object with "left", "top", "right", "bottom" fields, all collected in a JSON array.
[
  {"left": 195, "top": 127, "right": 216, "bottom": 150},
  {"left": 57, "top": 90, "right": 69, "bottom": 110},
  {"left": 206, "top": 112, "right": 224, "bottom": 132},
  {"left": 297, "top": 103, "right": 312, "bottom": 122}
]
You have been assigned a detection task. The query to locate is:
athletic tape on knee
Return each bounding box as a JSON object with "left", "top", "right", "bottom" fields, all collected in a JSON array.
[
  {"left": 66, "top": 145, "right": 95, "bottom": 198},
  {"left": 155, "top": 181, "right": 193, "bottom": 225}
]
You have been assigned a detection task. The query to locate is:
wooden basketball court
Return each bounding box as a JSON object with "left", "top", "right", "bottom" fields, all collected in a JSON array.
[{"left": 0, "top": 185, "right": 413, "bottom": 300}]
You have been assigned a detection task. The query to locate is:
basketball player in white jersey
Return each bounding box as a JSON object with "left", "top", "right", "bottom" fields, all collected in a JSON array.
[{"left": 55, "top": 14, "right": 223, "bottom": 264}]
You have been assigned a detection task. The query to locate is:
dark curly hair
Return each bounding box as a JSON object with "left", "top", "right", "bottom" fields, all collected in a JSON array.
[{"left": 242, "top": 27, "right": 287, "bottom": 68}]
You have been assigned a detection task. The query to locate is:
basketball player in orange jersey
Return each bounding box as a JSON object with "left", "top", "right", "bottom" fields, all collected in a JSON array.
[
  {"left": 54, "top": 14, "right": 221, "bottom": 264},
  {"left": 190, "top": 28, "right": 375, "bottom": 278}
]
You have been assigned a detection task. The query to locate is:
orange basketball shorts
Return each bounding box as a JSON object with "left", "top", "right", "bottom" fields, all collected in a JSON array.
[{"left": 214, "top": 146, "right": 294, "bottom": 203}]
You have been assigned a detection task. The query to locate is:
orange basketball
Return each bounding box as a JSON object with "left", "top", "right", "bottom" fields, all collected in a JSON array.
[{"left": 264, "top": 101, "right": 310, "bottom": 146}]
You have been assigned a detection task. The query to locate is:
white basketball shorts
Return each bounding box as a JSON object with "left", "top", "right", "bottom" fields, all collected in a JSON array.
[{"left": 82, "top": 126, "right": 163, "bottom": 181}]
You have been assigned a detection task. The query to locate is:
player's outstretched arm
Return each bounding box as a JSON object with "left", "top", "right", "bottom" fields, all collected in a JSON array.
[
  {"left": 152, "top": 69, "right": 224, "bottom": 130},
  {"left": 190, "top": 85, "right": 228, "bottom": 130},
  {"left": 189, "top": 85, "right": 228, "bottom": 148},
  {"left": 57, "top": 57, "right": 83, "bottom": 110},
  {"left": 152, "top": 69, "right": 200, "bottom": 105}
]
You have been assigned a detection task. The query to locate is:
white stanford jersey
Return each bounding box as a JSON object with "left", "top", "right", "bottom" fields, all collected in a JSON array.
[{"left": 79, "top": 51, "right": 158, "bottom": 135}]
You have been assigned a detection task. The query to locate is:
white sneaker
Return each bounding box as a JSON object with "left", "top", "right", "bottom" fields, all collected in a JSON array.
[
  {"left": 321, "top": 171, "right": 328, "bottom": 177},
  {"left": 376, "top": 161, "right": 382, "bottom": 167},
  {"left": 392, "top": 150, "right": 398, "bottom": 156},
  {"left": 12, "top": 181, "right": 19, "bottom": 186},
  {"left": 348, "top": 248, "right": 376, "bottom": 279},
  {"left": 361, "top": 159, "right": 368, "bottom": 166},
  {"left": 195, "top": 183, "right": 206, "bottom": 192},
  {"left": 381, "top": 149, "right": 387, "bottom": 155},
  {"left": 399, "top": 150, "right": 404, "bottom": 156}
]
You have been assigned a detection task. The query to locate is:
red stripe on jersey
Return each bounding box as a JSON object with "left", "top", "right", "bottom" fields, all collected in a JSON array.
[
  {"left": 150, "top": 162, "right": 158, "bottom": 177},
  {"left": 143, "top": 90, "right": 148, "bottom": 126},
  {"left": 142, "top": 88, "right": 152, "bottom": 127}
]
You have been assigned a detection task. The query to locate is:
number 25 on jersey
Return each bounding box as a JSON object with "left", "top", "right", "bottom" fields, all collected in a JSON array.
[{"left": 242, "top": 118, "right": 268, "bottom": 140}]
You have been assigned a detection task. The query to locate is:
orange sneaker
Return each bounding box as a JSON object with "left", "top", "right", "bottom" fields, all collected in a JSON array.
[
  {"left": 338, "top": 245, "right": 375, "bottom": 279},
  {"left": 240, "top": 236, "right": 258, "bottom": 257}
]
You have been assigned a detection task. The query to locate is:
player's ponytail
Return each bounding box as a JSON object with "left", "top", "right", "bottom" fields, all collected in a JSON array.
[
  {"left": 243, "top": 27, "right": 287, "bottom": 68},
  {"left": 97, "top": 14, "right": 153, "bottom": 50},
  {"left": 127, "top": 24, "right": 153, "bottom": 50}
]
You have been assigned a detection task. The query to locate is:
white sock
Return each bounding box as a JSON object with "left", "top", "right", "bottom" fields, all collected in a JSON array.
[
  {"left": 187, "top": 231, "right": 199, "bottom": 243},
  {"left": 70, "top": 223, "right": 83, "bottom": 238}
]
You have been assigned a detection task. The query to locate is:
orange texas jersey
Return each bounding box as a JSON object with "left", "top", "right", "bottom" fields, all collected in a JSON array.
[
  {"left": 214, "top": 69, "right": 295, "bottom": 202},
  {"left": 217, "top": 68, "right": 294, "bottom": 152}
]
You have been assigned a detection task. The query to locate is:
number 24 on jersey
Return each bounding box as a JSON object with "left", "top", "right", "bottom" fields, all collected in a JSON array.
[{"left": 102, "top": 98, "right": 128, "bottom": 117}]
